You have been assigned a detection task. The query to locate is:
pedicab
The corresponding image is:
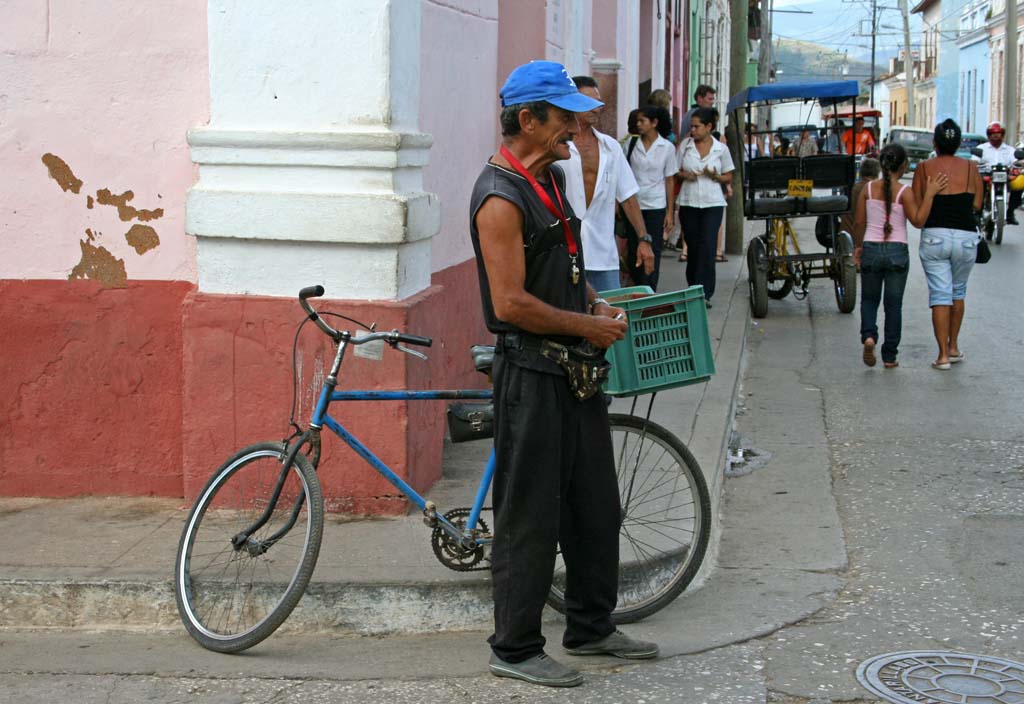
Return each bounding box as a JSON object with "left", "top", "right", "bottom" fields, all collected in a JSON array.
[{"left": 727, "top": 81, "right": 860, "bottom": 318}]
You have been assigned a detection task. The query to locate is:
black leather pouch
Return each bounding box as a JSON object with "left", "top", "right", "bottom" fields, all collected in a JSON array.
[{"left": 446, "top": 402, "right": 495, "bottom": 443}]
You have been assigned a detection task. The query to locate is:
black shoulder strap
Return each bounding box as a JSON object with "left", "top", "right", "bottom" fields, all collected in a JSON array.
[{"left": 626, "top": 136, "right": 639, "bottom": 163}]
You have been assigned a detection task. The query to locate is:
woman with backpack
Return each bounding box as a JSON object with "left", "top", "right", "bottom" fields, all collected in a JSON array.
[
  {"left": 623, "top": 105, "right": 677, "bottom": 290},
  {"left": 853, "top": 143, "right": 947, "bottom": 368}
]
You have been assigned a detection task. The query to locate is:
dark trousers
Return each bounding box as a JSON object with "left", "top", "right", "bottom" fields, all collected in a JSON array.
[
  {"left": 679, "top": 205, "right": 725, "bottom": 300},
  {"left": 1008, "top": 189, "right": 1022, "bottom": 215},
  {"left": 488, "top": 353, "right": 620, "bottom": 663},
  {"left": 624, "top": 208, "right": 667, "bottom": 291},
  {"left": 859, "top": 241, "right": 910, "bottom": 363}
]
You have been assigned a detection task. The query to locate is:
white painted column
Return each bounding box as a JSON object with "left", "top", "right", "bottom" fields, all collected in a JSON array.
[
  {"left": 619, "top": 0, "right": 641, "bottom": 135},
  {"left": 186, "top": 0, "right": 438, "bottom": 300}
]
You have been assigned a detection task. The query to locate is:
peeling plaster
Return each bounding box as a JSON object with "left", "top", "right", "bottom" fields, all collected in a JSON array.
[
  {"left": 68, "top": 239, "right": 127, "bottom": 288},
  {"left": 41, "top": 153, "right": 83, "bottom": 194},
  {"left": 125, "top": 224, "right": 160, "bottom": 255},
  {"left": 95, "top": 188, "right": 164, "bottom": 222}
]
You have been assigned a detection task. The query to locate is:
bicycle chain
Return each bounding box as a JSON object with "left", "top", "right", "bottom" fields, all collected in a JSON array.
[{"left": 430, "top": 507, "right": 492, "bottom": 572}]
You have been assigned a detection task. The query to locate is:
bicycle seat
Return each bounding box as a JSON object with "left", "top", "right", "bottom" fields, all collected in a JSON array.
[{"left": 471, "top": 345, "right": 495, "bottom": 374}]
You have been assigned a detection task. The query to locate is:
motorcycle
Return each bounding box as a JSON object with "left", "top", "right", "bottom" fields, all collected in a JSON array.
[
  {"left": 979, "top": 160, "right": 1008, "bottom": 244},
  {"left": 973, "top": 146, "right": 1024, "bottom": 245}
]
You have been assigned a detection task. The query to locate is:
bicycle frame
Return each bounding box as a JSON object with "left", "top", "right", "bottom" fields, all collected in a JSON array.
[{"left": 314, "top": 388, "right": 494, "bottom": 541}]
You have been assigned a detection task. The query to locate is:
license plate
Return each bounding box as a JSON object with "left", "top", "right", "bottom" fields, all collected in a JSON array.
[{"left": 993, "top": 171, "right": 1008, "bottom": 182}]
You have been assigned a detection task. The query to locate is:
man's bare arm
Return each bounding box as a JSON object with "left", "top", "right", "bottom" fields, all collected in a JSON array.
[{"left": 476, "top": 196, "right": 626, "bottom": 349}]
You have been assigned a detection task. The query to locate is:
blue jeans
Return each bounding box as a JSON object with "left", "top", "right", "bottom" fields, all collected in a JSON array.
[
  {"left": 860, "top": 241, "right": 910, "bottom": 364},
  {"left": 918, "top": 228, "right": 977, "bottom": 307},
  {"left": 586, "top": 269, "right": 622, "bottom": 294}
]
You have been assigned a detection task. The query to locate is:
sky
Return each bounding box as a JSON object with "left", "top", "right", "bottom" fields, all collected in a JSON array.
[{"left": 766, "top": 0, "right": 923, "bottom": 64}]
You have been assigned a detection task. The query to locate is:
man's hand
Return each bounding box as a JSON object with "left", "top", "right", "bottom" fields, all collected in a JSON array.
[
  {"left": 636, "top": 241, "right": 655, "bottom": 274},
  {"left": 584, "top": 313, "right": 628, "bottom": 349}
]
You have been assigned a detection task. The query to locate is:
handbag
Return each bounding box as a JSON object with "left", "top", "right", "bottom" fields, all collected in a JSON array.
[{"left": 976, "top": 236, "right": 991, "bottom": 264}]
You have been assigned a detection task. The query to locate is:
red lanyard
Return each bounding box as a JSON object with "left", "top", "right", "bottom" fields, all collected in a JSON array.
[{"left": 499, "top": 145, "right": 581, "bottom": 284}]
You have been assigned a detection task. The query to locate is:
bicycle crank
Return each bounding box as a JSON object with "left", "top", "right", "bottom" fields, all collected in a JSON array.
[{"left": 430, "top": 507, "right": 491, "bottom": 572}]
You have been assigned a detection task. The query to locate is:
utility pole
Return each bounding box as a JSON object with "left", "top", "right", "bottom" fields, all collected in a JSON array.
[
  {"left": 1005, "top": 0, "right": 1019, "bottom": 143},
  {"left": 899, "top": 0, "right": 915, "bottom": 126},
  {"left": 725, "top": 0, "right": 749, "bottom": 255},
  {"left": 870, "top": 0, "right": 877, "bottom": 106}
]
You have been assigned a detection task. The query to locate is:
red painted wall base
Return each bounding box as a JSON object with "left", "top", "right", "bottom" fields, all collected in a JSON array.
[{"left": 1, "top": 261, "right": 489, "bottom": 515}]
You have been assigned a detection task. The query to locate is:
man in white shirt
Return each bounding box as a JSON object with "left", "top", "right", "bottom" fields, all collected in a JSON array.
[
  {"left": 978, "top": 121, "right": 1022, "bottom": 225},
  {"left": 562, "top": 76, "right": 655, "bottom": 293}
]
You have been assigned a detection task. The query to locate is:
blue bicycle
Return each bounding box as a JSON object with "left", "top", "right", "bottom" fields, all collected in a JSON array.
[{"left": 174, "top": 286, "right": 711, "bottom": 653}]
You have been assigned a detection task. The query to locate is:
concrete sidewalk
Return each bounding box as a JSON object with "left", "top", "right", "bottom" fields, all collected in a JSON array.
[{"left": 0, "top": 241, "right": 842, "bottom": 662}]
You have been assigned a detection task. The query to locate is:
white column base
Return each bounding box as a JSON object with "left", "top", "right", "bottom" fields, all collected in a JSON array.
[{"left": 186, "top": 128, "right": 439, "bottom": 300}]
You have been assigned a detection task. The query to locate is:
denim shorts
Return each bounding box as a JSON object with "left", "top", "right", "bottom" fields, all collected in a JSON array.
[{"left": 918, "top": 228, "right": 978, "bottom": 306}]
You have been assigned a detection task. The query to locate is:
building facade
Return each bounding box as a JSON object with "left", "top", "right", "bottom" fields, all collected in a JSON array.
[
  {"left": 958, "top": 0, "right": 992, "bottom": 132},
  {"left": 2, "top": 0, "right": 719, "bottom": 511}
]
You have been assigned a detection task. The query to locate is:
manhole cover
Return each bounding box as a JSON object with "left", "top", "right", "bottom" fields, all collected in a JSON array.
[{"left": 857, "top": 651, "right": 1024, "bottom": 704}]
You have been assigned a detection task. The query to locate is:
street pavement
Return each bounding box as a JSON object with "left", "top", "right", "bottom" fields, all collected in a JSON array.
[{"left": 2, "top": 216, "right": 1023, "bottom": 702}]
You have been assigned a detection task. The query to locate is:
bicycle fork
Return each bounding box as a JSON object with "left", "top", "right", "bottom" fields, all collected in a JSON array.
[{"left": 231, "top": 432, "right": 317, "bottom": 555}]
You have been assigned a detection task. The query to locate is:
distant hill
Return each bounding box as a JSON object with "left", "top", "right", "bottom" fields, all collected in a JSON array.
[{"left": 772, "top": 38, "right": 878, "bottom": 87}]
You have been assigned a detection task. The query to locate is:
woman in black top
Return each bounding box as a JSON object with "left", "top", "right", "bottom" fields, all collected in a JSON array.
[{"left": 911, "top": 119, "right": 984, "bottom": 369}]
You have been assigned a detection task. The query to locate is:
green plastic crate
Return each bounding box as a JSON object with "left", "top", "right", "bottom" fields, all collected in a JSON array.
[{"left": 599, "top": 285, "right": 715, "bottom": 397}]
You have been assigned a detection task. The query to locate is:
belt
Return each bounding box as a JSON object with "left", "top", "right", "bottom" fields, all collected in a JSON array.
[{"left": 495, "top": 331, "right": 545, "bottom": 353}]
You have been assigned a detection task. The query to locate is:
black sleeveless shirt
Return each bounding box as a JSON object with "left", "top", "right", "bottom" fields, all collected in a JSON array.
[{"left": 469, "top": 161, "right": 588, "bottom": 347}]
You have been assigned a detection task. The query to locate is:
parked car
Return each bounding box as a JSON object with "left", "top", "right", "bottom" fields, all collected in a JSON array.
[{"left": 886, "top": 126, "right": 934, "bottom": 170}]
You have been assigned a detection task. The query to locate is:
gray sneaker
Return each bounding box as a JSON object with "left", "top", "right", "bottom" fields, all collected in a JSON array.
[
  {"left": 564, "top": 629, "right": 660, "bottom": 659},
  {"left": 488, "top": 652, "right": 584, "bottom": 687}
]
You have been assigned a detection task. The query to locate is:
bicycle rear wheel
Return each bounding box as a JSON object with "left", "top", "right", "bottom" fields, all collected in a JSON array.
[
  {"left": 547, "top": 413, "right": 711, "bottom": 622},
  {"left": 174, "top": 441, "right": 324, "bottom": 653}
]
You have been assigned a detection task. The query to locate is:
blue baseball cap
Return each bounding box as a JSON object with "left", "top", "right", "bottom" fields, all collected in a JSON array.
[{"left": 500, "top": 61, "right": 604, "bottom": 113}]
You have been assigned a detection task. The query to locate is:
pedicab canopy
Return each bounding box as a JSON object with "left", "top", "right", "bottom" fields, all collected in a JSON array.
[{"left": 726, "top": 81, "right": 860, "bottom": 114}]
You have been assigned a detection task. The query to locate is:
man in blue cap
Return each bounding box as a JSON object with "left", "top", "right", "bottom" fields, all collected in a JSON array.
[{"left": 468, "top": 60, "right": 660, "bottom": 688}]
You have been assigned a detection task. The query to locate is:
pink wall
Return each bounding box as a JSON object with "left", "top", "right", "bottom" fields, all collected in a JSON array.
[
  {"left": 497, "top": 0, "right": 547, "bottom": 85},
  {"left": 420, "top": 0, "right": 500, "bottom": 275},
  {"left": 0, "top": 0, "right": 209, "bottom": 283},
  {"left": 592, "top": 0, "right": 618, "bottom": 58},
  {"left": 639, "top": 0, "right": 653, "bottom": 82}
]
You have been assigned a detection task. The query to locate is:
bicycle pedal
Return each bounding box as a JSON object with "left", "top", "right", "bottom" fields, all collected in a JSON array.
[{"left": 422, "top": 501, "right": 438, "bottom": 528}]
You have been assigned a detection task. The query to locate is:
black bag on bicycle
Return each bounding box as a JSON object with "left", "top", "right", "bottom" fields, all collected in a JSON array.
[{"left": 446, "top": 402, "right": 494, "bottom": 443}]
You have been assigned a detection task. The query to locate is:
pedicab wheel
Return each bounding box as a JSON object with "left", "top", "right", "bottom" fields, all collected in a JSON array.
[
  {"left": 747, "top": 237, "right": 769, "bottom": 318},
  {"left": 767, "top": 261, "right": 794, "bottom": 300},
  {"left": 834, "top": 232, "right": 857, "bottom": 314}
]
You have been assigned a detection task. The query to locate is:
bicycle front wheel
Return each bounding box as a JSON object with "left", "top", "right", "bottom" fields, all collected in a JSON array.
[
  {"left": 548, "top": 413, "right": 711, "bottom": 622},
  {"left": 174, "top": 442, "right": 324, "bottom": 653}
]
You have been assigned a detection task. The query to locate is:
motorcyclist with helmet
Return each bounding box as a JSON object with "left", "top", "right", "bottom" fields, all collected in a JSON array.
[{"left": 978, "top": 121, "right": 1022, "bottom": 225}]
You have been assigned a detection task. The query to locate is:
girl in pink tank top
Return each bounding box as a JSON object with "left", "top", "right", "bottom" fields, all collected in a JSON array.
[{"left": 852, "top": 144, "right": 947, "bottom": 368}]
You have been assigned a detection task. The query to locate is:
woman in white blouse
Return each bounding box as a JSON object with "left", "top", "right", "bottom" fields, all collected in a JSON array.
[
  {"left": 624, "top": 106, "right": 678, "bottom": 290},
  {"left": 676, "top": 107, "right": 735, "bottom": 308}
]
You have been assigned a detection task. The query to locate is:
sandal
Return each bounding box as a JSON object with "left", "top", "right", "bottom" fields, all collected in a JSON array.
[
  {"left": 883, "top": 361, "right": 899, "bottom": 369},
  {"left": 931, "top": 361, "right": 951, "bottom": 370},
  {"left": 949, "top": 351, "right": 965, "bottom": 363},
  {"left": 715, "top": 254, "right": 728, "bottom": 263},
  {"left": 862, "top": 339, "right": 877, "bottom": 367}
]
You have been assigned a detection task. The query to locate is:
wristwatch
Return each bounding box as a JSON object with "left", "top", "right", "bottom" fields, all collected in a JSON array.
[
  {"left": 639, "top": 234, "right": 653, "bottom": 244},
  {"left": 588, "top": 297, "right": 609, "bottom": 314}
]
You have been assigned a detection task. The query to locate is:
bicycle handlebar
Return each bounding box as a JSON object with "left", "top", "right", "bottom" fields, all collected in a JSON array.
[{"left": 296, "top": 287, "right": 433, "bottom": 349}]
